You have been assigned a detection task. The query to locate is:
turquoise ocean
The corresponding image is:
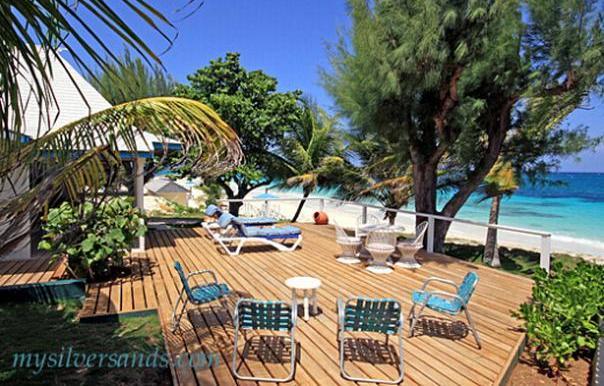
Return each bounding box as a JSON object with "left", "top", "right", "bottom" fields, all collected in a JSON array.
[{"left": 272, "top": 172, "right": 604, "bottom": 254}]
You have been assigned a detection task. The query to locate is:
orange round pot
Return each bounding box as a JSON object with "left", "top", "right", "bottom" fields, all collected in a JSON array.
[{"left": 313, "top": 211, "right": 329, "bottom": 225}]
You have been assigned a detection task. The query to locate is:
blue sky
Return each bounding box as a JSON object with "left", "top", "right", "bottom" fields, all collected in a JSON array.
[{"left": 73, "top": 0, "right": 603, "bottom": 172}]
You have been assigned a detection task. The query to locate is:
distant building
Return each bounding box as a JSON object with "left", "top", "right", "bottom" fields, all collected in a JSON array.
[{"left": 145, "top": 177, "right": 191, "bottom": 206}]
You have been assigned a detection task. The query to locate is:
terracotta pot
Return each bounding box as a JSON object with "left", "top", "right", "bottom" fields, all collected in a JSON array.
[{"left": 313, "top": 211, "right": 329, "bottom": 225}]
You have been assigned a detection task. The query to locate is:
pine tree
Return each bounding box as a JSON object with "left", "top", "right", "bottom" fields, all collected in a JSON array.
[{"left": 324, "top": 0, "right": 604, "bottom": 252}]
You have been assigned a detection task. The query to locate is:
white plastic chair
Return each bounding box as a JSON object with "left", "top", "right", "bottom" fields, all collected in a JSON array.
[
  {"left": 334, "top": 221, "right": 362, "bottom": 264},
  {"left": 396, "top": 222, "right": 429, "bottom": 268},
  {"left": 355, "top": 214, "right": 381, "bottom": 238},
  {"left": 365, "top": 229, "right": 396, "bottom": 274}
]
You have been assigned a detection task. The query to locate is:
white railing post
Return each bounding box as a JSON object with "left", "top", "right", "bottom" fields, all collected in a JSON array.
[
  {"left": 362, "top": 205, "right": 368, "bottom": 224},
  {"left": 540, "top": 234, "right": 551, "bottom": 272},
  {"left": 427, "top": 217, "right": 435, "bottom": 253},
  {"left": 319, "top": 198, "right": 325, "bottom": 212}
]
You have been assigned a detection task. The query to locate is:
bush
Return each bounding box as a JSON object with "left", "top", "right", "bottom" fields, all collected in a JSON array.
[
  {"left": 39, "top": 198, "right": 146, "bottom": 280},
  {"left": 513, "top": 261, "right": 604, "bottom": 374}
]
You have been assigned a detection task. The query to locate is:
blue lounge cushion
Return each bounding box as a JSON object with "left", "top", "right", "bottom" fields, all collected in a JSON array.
[
  {"left": 217, "top": 212, "right": 236, "bottom": 228},
  {"left": 241, "top": 225, "right": 301, "bottom": 239},
  {"left": 237, "top": 217, "right": 277, "bottom": 225},
  {"left": 205, "top": 204, "right": 221, "bottom": 216},
  {"left": 412, "top": 290, "right": 462, "bottom": 314},
  {"left": 190, "top": 283, "right": 231, "bottom": 303}
]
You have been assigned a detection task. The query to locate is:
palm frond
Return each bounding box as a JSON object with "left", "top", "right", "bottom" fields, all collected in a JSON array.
[
  {"left": 1, "top": 1, "right": 201, "bottom": 141},
  {"left": 0, "top": 97, "right": 242, "bottom": 244}
]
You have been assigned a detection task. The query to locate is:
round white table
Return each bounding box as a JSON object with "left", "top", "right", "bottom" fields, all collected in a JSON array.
[{"left": 285, "top": 276, "right": 321, "bottom": 321}]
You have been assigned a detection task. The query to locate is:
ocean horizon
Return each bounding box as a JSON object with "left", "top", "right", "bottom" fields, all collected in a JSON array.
[{"left": 269, "top": 172, "right": 604, "bottom": 256}]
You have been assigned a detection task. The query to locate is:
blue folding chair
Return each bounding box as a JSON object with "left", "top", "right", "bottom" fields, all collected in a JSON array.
[
  {"left": 408, "top": 272, "right": 482, "bottom": 348},
  {"left": 232, "top": 298, "right": 297, "bottom": 382},
  {"left": 171, "top": 261, "right": 231, "bottom": 332},
  {"left": 337, "top": 297, "right": 405, "bottom": 384}
]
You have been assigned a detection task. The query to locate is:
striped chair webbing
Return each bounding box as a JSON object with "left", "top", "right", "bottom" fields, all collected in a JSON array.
[
  {"left": 237, "top": 299, "right": 293, "bottom": 331},
  {"left": 344, "top": 298, "right": 401, "bottom": 334}
]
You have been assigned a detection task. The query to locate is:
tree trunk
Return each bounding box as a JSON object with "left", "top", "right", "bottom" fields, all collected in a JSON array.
[
  {"left": 484, "top": 195, "right": 501, "bottom": 267},
  {"left": 412, "top": 162, "right": 439, "bottom": 249},
  {"left": 228, "top": 200, "right": 243, "bottom": 216},
  {"left": 386, "top": 211, "right": 397, "bottom": 225},
  {"left": 291, "top": 191, "right": 310, "bottom": 223}
]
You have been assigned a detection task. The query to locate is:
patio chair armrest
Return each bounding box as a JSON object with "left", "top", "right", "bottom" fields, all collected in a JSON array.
[
  {"left": 424, "top": 290, "right": 467, "bottom": 307},
  {"left": 290, "top": 297, "right": 298, "bottom": 329},
  {"left": 420, "top": 277, "right": 459, "bottom": 292},
  {"left": 187, "top": 269, "right": 218, "bottom": 285},
  {"left": 337, "top": 297, "right": 346, "bottom": 333}
]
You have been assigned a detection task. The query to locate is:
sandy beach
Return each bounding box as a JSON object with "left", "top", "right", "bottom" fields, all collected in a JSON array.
[{"left": 241, "top": 189, "right": 604, "bottom": 262}]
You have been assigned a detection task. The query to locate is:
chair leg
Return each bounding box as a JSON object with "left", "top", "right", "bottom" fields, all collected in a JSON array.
[
  {"left": 231, "top": 326, "right": 241, "bottom": 376},
  {"left": 339, "top": 330, "right": 404, "bottom": 384},
  {"left": 463, "top": 307, "right": 482, "bottom": 349},
  {"left": 408, "top": 302, "right": 427, "bottom": 338},
  {"left": 171, "top": 289, "right": 188, "bottom": 332},
  {"left": 232, "top": 331, "right": 296, "bottom": 382},
  {"left": 407, "top": 303, "right": 417, "bottom": 335}
]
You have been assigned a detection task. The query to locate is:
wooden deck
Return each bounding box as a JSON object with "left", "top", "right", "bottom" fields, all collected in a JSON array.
[
  {"left": 0, "top": 254, "right": 65, "bottom": 286},
  {"left": 4, "top": 224, "right": 533, "bottom": 385}
]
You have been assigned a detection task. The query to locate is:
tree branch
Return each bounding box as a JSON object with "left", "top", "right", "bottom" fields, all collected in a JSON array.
[
  {"left": 434, "top": 66, "right": 464, "bottom": 140},
  {"left": 542, "top": 70, "right": 578, "bottom": 96},
  {"left": 440, "top": 96, "right": 518, "bottom": 218}
]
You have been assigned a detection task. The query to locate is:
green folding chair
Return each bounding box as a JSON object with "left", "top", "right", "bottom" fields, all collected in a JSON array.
[
  {"left": 337, "top": 297, "right": 405, "bottom": 384},
  {"left": 232, "top": 298, "right": 297, "bottom": 382}
]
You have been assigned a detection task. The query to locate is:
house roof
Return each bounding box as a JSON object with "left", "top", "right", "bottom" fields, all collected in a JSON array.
[
  {"left": 13, "top": 49, "right": 178, "bottom": 156},
  {"left": 145, "top": 177, "right": 190, "bottom": 194}
]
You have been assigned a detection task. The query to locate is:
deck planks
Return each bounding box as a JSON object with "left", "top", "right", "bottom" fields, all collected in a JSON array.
[{"left": 2, "top": 224, "right": 531, "bottom": 385}]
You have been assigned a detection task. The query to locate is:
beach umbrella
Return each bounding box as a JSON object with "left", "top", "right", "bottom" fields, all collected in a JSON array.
[{"left": 254, "top": 192, "right": 278, "bottom": 216}]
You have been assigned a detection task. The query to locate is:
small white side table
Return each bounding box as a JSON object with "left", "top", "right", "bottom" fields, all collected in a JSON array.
[{"left": 285, "top": 276, "right": 321, "bottom": 321}]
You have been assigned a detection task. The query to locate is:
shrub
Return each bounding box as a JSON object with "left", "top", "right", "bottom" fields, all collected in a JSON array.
[
  {"left": 38, "top": 198, "right": 146, "bottom": 280},
  {"left": 513, "top": 261, "right": 604, "bottom": 374}
]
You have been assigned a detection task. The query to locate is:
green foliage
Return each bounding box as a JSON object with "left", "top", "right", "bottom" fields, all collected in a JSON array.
[
  {"left": 0, "top": 301, "right": 168, "bottom": 385},
  {"left": 174, "top": 52, "right": 303, "bottom": 204},
  {"left": 513, "top": 262, "right": 604, "bottom": 373},
  {"left": 324, "top": 0, "right": 604, "bottom": 247},
  {"left": 275, "top": 100, "right": 346, "bottom": 221},
  {"left": 88, "top": 49, "right": 177, "bottom": 105},
  {"left": 2, "top": 0, "right": 191, "bottom": 137},
  {"left": 39, "top": 198, "right": 146, "bottom": 279},
  {"left": 200, "top": 183, "right": 223, "bottom": 207}
]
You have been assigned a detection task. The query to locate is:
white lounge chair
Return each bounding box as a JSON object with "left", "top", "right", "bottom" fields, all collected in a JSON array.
[
  {"left": 201, "top": 204, "right": 277, "bottom": 238},
  {"left": 212, "top": 213, "right": 302, "bottom": 256}
]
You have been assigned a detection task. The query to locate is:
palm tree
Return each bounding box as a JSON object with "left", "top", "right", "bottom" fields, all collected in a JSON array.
[
  {"left": 345, "top": 135, "right": 414, "bottom": 224},
  {"left": 479, "top": 161, "right": 519, "bottom": 267},
  {"left": 0, "top": 2, "right": 243, "bottom": 246},
  {"left": 0, "top": 97, "right": 242, "bottom": 245},
  {"left": 277, "top": 103, "right": 344, "bottom": 222}
]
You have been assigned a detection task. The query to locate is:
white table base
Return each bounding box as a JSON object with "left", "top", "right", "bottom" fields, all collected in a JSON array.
[
  {"left": 290, "top": 288, "right": 318, "bottom": 321},
  {"left": 395, "top": 260, "right": 421, "bottom": 269},
  {"left": 366, "top": 264, "right": 394, "bottom": 274},
  {"left": 336, "top": 256, "right": 361, "bottom": 264}
]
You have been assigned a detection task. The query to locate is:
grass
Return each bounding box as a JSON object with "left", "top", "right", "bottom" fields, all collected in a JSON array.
[
  {"left": 444, "top": 241, "right": 581, "bottom": 277},
  {"left": 0, "top": 301, "right": 170, "bottom": 385}
]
